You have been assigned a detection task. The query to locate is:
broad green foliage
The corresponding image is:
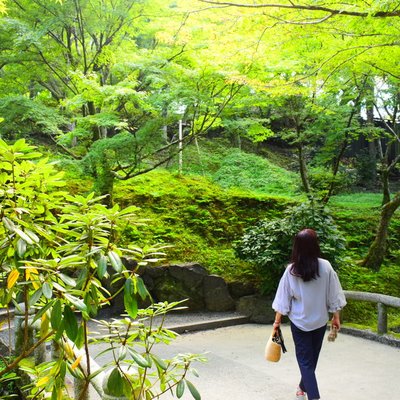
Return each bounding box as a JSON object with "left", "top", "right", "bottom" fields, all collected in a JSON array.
[
  {"left": 182, "top": 1, "right": 400, "bottom": 88},
  {"left": 236, "top": 202, "right": 346, "bottom": 294},
  {"left": 0, "top": 139, "right": 203, "bottom": 399},
  {"left": 0, "top": 96, "right": 65, "bottom": 139},
  {"left": 93, "top": 302, "right": 206, "bottom": 399},
  {"left": 0, "top": 0, "right": 399, "bottom": 278}
]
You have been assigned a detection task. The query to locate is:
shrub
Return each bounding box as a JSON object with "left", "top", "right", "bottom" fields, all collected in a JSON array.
[
  {"left": 0, "top": 139, "right": 203, "bottom": 399},
  {"left": 235, "top": 201, "right": 346, "bottom": 294}
]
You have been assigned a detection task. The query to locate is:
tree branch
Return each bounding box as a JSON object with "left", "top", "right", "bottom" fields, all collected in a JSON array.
[
  {"left": 112, "top": 135, "right": 197, "bottom": 180},
  {"left": 198, "top": 1, "right": 400, "bottom": 18},
  {"left": 49, "top": 134, "right": 81, "bottom": 160}
]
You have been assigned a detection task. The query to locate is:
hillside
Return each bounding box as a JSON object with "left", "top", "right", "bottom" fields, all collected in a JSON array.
[{"left": 60, "top": 137, "right": 400, "bottom": 332}]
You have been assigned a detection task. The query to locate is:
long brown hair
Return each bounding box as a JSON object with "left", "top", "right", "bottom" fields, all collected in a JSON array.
[{"left": 290, "top": 228, "right": 321, "bottom": 282}]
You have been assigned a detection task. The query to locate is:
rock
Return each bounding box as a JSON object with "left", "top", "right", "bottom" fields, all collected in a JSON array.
[
  {"left": 102, "top": 261, "right": 261, "bottom": 315},
  {"left": 142, "top": 265, "right": 167, "bottom": 279},
  {"left": 121, "top": 257, "right": 138, "bottom": 271},
  {"left": 153, "top": 276, "right": 205, "bottom": 311},
  {"left": 168, "top": 263, "right": 207, "bottom": 289},
  {"left": 236, "top": 295, "right": 275, "bottom": 323},
  {"left": 141, "top": 273, "right": 155, "bottom": 291},
  {"left": 203, "top": 275, "right": 235, "bottom": 312},
  {"left": 228, "top": 281, "right": 256, "bottom": 299}
]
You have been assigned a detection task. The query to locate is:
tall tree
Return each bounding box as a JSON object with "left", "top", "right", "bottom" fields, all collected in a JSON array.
[
  {"left": 185, "top": 0, "right": 400, "bottom": 268},
  {"left": 362, "top": 79, "right": 400, "bottom": 270},
  {"left": 0, "top": 0, "right": 152, "bottom": 144},
  {"left": 82, "top": 63, "right": 243, "bottom": 205}
]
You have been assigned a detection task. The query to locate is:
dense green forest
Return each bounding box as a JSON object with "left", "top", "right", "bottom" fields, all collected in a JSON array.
[{"left": 1, "top": 1, "right": 400, "bottom": 398}]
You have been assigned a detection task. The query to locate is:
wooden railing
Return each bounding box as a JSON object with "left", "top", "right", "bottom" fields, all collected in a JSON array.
[{"left": 344, "top": 290, "right": 400, "bottom": 334}]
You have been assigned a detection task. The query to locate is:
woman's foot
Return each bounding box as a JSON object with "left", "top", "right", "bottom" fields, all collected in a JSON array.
[{"left": 296, "top": 387, "right": 306, "bottom": 399}]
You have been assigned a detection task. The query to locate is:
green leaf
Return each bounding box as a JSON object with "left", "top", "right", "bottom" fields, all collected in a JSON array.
[
  {"left": 177, "top": 380, "right": 186, "bottom": 398},
  {"left": 2, "top": 217, "right": 16, "bottom": 232},
  {"left": 42, "top": 282, "right": 53, "bottom": 299},
  {"left": 17, "top": 238, "right": 27, "bottom": 257},
  {"left": 186, "top": 380, "right": 201, "bottom": 400},
  {"left": 54, "top": 320, "right": 65, "bottom": 341},
  {"left": 118, "top": 345, "right": 127, "bottom": 361},
  {"left": 97, "top": 255, "right": 108, "bottom": 279},
  {"left": 124, "top": 278, "right": 138, "bottom": 319},
  {"left": 85, "top": 291, "right": 98, "bottom": 317},
  {"left": 128, "top": 349, "right": 151, "bottom": 368},
  {"left": 75, "top": 324, "right": 85, "bottom": 349},
  {"left": 14, "top": 228, "right": 34, "bottom": 245},
  {"left": 58, "top": 273, "right": 76, "bottom": 287},
  {"left": 59, "top": 360, "right": 67, "bottom": 379},
  {"left": 51, "top": 299, "right": 62, "bottom": 329},
  {"left": 32, "top": 301, "right": 54, "bottom": 323},
  {"left": 29, "top": 288, "right": 43, "bottom": 307},
  {"left": 107, "top": 368, "right": 125, "bottom": 397},
  {"left": 108, "top": 251, "right": 122, "bottom": 272},
  {"left": 152, "top": 354, "right": 168, "bottom": 371},
  {"left": 51, "top": 387, "right": 57, "bottom": 400},
  {"left": 25, "top": 229, "right": 40, "bottom": 243},
  {"left": 64, "top": 293, "right": 87, "bottom": 312},
  {"left": 63, "top": 305, "right": 78, "bottom": 341},
  {"left": 136, "top": 276, "right": 150, "bottom": 301}
]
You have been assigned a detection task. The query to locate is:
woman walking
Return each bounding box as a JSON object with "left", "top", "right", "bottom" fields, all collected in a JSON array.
[{"left": 272, "top": 228, "right": 346, "bottom": 400}]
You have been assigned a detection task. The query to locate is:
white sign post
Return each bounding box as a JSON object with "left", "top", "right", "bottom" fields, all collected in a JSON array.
[{"left": 176, "top": 104, "right": 186, "bottom": 175}]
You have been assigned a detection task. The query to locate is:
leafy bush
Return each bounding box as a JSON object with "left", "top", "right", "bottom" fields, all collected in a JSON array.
[
  {"left": 235, "top": 202, "right": 346, "bottom": 294},
  {"left": 0, "top": 139, "right": 203, "bottom": 399}
]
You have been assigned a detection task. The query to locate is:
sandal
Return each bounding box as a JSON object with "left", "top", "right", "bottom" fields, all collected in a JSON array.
[{"left": 296, "top": 387, "right": 306, "bottom": 400}]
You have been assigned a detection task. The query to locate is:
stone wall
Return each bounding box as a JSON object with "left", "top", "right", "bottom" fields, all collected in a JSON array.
[
  {"left": 142, "top": 263, "right": 237, "bottom": 311},
  {"left": 139, "top": 262, "right": 275, "bottom": 323},
  {"left": 103, "top": 260, "right": 275, "bottom": 323}
]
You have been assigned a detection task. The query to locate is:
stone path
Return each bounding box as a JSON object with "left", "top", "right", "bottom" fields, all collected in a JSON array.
[{"left": 90, "top": 316, "right": 400, "bottom": 400}]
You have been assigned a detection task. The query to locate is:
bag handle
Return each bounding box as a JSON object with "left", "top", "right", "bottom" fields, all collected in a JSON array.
[{"left": 273, "top": 327, "right": 287, "bottom": 353}]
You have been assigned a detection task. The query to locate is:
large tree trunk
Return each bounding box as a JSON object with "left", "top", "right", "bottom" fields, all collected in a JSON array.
[{"left": 362, "top": 192, "right": 400, "bottom": 271}]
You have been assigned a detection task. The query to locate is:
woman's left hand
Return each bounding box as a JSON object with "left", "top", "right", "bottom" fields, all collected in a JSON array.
[
  {"left": 273, "top": 321, "right": 281, "bottom": 331},
  {"left": 332, "top": 312, "right": 341, "bottom": 330}
]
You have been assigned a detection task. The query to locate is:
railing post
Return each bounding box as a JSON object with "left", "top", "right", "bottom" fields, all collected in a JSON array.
[{"left": 377, "top": 302, "right": 387, "bottom": 334}]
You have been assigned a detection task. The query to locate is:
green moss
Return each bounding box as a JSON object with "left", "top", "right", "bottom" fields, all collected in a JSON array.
[{"left": 57, "top": 146, "right": 400, "bottom": 333}]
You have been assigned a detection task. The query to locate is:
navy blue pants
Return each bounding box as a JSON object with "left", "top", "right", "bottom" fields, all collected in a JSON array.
[{"left": 291, "top": 323, "right": 326, "bottom": 400}]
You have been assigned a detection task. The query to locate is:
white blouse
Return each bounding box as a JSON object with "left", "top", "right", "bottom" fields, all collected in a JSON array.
[{"left": 272, "top": 258, "right": 347, "bottom": 331}]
